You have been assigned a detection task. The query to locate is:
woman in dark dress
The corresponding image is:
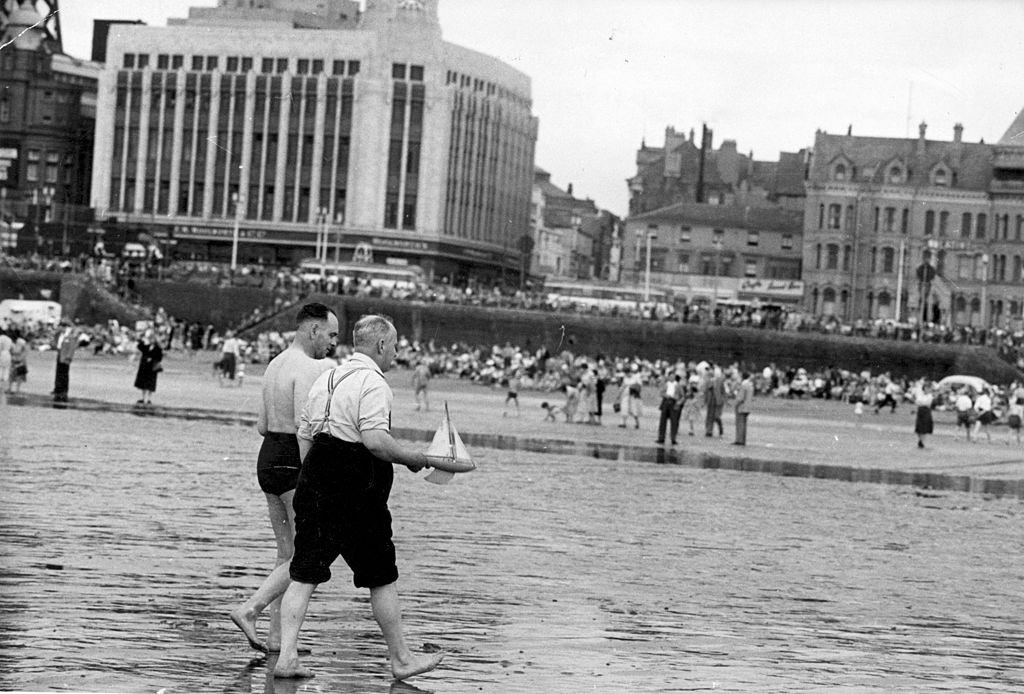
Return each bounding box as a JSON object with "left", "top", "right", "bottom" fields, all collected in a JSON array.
[
  {"left": 913, "top": 383, "right": 935, "bottom": 449},
  {"left": 134, "top": 330, "right": 163, "bottom": 406}
]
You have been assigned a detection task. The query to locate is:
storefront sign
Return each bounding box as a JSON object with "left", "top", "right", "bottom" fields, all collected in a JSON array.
[{"left": 737, "top": 278, "right": 804, "bottom": 298}]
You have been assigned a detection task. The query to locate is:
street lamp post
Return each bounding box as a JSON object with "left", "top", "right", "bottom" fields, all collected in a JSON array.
[
  {"left": 980, "top": 252, "right": 989, "bottom": 329},
  {"left": 643, "top": 232, "right": 656, "bottom": 302},
  {"left": 711, "top": 237, "right": 723, "bottom": 315},
  {"left": 316, "top": 206, "right": 329, "bottom": 279},
  {"left": 230, "top": 192, "right": 244, "bottom": 271}
]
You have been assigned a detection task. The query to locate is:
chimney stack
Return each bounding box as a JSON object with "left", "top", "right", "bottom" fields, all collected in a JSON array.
[
  {"left": 952, "top": 123, "right": 964, "bottom": 167},
  {"left": 953, "top": 123, "right": 963, "bottom": 144},
  {"left": 917, "top": 121, "right": 927, "bottom": 155}
]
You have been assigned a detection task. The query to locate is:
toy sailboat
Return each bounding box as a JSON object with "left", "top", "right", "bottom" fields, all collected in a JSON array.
[{"left": 423, "top": 402, "right": 476, "bottom": 485}]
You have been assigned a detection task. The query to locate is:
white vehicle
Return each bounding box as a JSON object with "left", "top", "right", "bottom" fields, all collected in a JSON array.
[
  {"left": 0, "top": 299, "right": 62, "bottom": 327},
  {"left": 936, "top": 374, "right": 991, "bottom": 394},
  {"left": 298, "top": 260, "right": 424, "bottom": 290}
]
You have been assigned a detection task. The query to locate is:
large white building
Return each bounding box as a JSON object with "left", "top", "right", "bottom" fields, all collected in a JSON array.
[{"left": 90, "top": 0, "right": 537, "bottom": 282}]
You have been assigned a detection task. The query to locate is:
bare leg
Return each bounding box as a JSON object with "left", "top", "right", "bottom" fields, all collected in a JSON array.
[
  {"left": 230, "top": 491, "right": 295, "bottom": 652},
  {"left": 273, "top": 581, "right": 317, "bottom": 678},
  {"left": 370, "top": 582, "right": 444, "bottom": 681}
]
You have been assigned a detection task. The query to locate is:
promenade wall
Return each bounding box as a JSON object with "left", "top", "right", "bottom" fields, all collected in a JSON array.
[{"left": 3, "top": 270, "right": 1018, "bottom": 383}]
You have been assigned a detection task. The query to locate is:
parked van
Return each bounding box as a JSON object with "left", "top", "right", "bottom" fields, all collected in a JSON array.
[{"left": 0, "top": 299, "right": 62, "bottom": 327}]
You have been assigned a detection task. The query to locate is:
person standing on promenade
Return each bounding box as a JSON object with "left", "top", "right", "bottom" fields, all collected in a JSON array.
[
  {"left": 1007, "top": 391, "right": 1023, "bottom": 445},
  {"left": 230, "top": 303, "right": 339, "bottom": 653},
  {"left": 52, "top": 321, "right": 79, "bottom": 403},
  {"left": 411, "top": 358, "right": 431, "bottom": 411},
  {"left": 973, "top": 389, "right": 995, "bottom": 442},
  {"left": 732, "top": 371, "right": 754, "bottom": 446},
  {"left": 703, "top": 366, "right": 726, "bottom": 437},
  {"left": 133, "top": 329, "right": 164, "bottom": 406},
  {"left": 0, "top": 328, "right": 12, "bottom": 393},
  {"left": 913, "top": 383, "right": 935, "bottom": 449},
  {"left": 954, "top": 388, "right": 974, "bottom": 442},
  {"left": 219, "top": 330, "right": 241, "bottom": 384},
  {"left": 617, "top": 364, "right": 643, "bottom": 429},
  {"left": 9, "top": 331, "right": 27, "bottom": 393},
  {"left": 273, "top": 314, "right": 445, "bottom": 681},
  {"left": 655, "top": 371, "right": 682, "bottom": 445}
]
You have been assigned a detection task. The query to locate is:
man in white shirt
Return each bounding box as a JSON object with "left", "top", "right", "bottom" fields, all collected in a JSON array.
[
  {"left": 954, "top": 389, "right": 974, "bottom": 442},
  {"left": 274, "top": 314, "right": 445, "bottom": 681}
]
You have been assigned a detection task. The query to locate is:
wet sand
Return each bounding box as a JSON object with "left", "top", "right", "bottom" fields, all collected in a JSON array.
[{"left": 1, "top": 351, "right": 1023, "bottom": 691}]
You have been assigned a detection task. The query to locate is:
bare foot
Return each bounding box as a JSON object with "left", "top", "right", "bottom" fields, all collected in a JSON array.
[
  {"left": 391, "top": 653, "right": 444, "bottom": 681},
  {"left": 229, "top": 608, "right": 267, "bottom": 652},
  {"left": 273, "top": 656, "right": 314, "bottom": 679}
]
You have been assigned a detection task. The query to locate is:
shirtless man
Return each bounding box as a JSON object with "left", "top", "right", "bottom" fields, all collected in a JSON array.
[{"left": 230, "top": 302, "right": 338, "bottom": 653}]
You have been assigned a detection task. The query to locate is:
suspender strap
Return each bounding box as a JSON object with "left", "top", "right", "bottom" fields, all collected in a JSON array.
[{"left": 313, "top": 366, "right": 370, "bottom": 436}]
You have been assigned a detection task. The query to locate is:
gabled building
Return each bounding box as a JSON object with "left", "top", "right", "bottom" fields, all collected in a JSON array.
[
  {"left": 803, "top": 117, "right": 1024, "bottom": 327},
  {"left": 530, "top": 167, "right": 602, "bottom": 280},
  {"left": 626, "top": 124, "right": 809, "bottom": 216}
]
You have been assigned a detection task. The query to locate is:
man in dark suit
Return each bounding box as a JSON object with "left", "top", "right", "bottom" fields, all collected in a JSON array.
[{"left": 53, "top": 322, "right": 79, "bottom": 402}]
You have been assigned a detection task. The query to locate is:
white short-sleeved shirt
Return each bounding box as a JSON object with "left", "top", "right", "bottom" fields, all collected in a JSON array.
[{"left": 298, "top": 352, "right": 392, "bottom": 444}]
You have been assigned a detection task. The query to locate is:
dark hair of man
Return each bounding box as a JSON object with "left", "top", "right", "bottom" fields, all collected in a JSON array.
[{"left": 295, "top": 302, "right": 334, "bottom": 326}]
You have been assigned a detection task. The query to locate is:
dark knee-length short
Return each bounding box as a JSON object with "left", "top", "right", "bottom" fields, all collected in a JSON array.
[
  {"left": 257, "top": 432, "right": 302, "bottom": 495},
  {"left": 290, "top": 433, "right": 397, "bottom": 588}
]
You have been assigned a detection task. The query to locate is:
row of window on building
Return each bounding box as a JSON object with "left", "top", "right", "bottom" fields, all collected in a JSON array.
[
  {"left": 816, "top": 203, "right": 1024, "bottom": 241},
  {"left": 122, "top": 53, "right": 364, "bottom": 77},
  {"left": 23, "top": 149, "right": 70, "bottom": 185},
  {"left": 811, "top": 242, "right": 1024, "bottom": 284},
  {"left": 832, "top": 161, "right": 955, "bottom": 187},
  {"left": 644, "top": 224, "right": 796, "bottom": 251},
  {"left": 444, "top": 69, "right": 529, "bottom": 108}
]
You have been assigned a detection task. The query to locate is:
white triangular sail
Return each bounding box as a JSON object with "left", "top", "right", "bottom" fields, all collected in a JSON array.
[{"left": 424, "top": 403, "right": 476, "bottom": 484}]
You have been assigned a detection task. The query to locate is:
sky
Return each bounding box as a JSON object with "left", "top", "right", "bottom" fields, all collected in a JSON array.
[{"left": 56, "top": 0, "right": 1024, "bottom": 217}]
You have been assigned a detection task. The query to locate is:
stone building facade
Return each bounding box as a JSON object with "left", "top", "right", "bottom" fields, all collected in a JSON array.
[
  {"left": 0, "top": 2, "right": 100, "bottom": 254},
  {"left": 803, "top": 118, "right": 1024, "bottom": 328},
  {"left": 90, "top": 0, "right": 537, "bottom": 283}
]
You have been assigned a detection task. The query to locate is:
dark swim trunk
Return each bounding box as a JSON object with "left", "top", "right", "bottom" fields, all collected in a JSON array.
[
  {"left": 290, "top": 433, "right": 397, "bottom": 588},
  {"left": 256, "top": 432, "right": 302, "bottom": 495}
]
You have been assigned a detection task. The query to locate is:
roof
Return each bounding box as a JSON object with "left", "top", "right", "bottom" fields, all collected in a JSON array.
[
  {"left": 809, "top": 131, "right": 993, "bottom": 190},
  {"left": 629, "top": 202, "right": 803, "bottom": 232},
  {"left": 1000, "top": 108, "right": 1024, "bottom": 146}
]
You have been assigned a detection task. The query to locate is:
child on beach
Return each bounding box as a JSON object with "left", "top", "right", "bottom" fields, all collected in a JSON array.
[
  {"left": 1008, "top": 396, "right": 1023, "bottom": 445},
  {"left": 679, "top": 385, "right": 702, "bottom": 436}
]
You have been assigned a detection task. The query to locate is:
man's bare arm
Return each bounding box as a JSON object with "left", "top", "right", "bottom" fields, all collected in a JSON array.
[{"left": 361, "top": 429, "right": 429, "bottom": 471}]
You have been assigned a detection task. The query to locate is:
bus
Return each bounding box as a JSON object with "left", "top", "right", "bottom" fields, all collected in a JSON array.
[
  {"left": 541, "top": 279, "right": 674, "bottom": 316},
  {"left": 298, "top": 259, "right": 425, "bottom": 290}
]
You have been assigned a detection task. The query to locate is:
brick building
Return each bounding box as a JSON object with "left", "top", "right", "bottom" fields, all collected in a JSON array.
[{"left": 803, "top": 117, "right": 1024, "bottom": 327}]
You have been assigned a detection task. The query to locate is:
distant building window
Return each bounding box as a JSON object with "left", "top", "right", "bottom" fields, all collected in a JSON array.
[
  {"left": 747, "top": 230, "right": 759, "bottom": 246},
  {"left": 976, "top": 213, "right": 987, "bottom": 239},
  {"left": 348, "top": 61, "right": 360, "bottom": 75},
  {"left": 744, "top": 259, "right": 757, "bottom": 277},
  {"left": 677, "top": 252, "right": 690, "bottom": 273},
  {"left": 410, "top": 64, "right": 424, "bottom": 81},
  {"left": 45, "top": 151, "right": 59, "bottom": 182},
  {"left": 171, "top": 55, "right": 183, "bottom": 69},
  {"left": 226, "top": 56, "right": 239, "bottom": 72},
  {"left": 939, "top": 210, "right": 949, "bottom": 236},
  {"left": 781, "top": 233, "right": 793, "bottom": 250},
  {"left": 26, "top": 149, "right": 40, "bottom": 182},
  {"left": 262, "top": 58, "right": 274, "bottom": 73},
  {"left": 297, "top": 59, "right": 309, "bottom": 74},
  {"left": 888, "top": 166, "right": 902, "bottom": 183},
  {"left": 933, "top": 168, "right": 947, "bottom": 186},
  {"left": 312, "top": 59, "right": 323, "bottom": 74},
  {"left": 276, "top": 58, "right": 288, "bottom": 73},
  {"left": 679, "top": 226, "right": 691, "bottom": 243},
  {"left": 0, "top": 99, "right": 9, "bottom": 122},
  {"left": 241, "top": 57, "right": 252, "bottom": 71},
  {"left": 901, "top": 208, "right": 909, "bottom": 234},
  {"left": 137, "top": 54, "right": 149, "bottom": 68},
  {"left": 192, "top": 56, "right": 204, "bottom": 71},
  {"left": 206, "top": 56, "right": 218, "bottom": 71},
  {"left": 924, "top": 210, "right": 935, "bottom": 235},
  {"left": 392, "top": 63, "right": 407, "bottom": 79},
  {"left": 827, "top": 203, "right": 841, "bottom": 229},
  {"left": 157, "top": 54, "right": 169, "bottom": 70},
  {"left": 882, "top": 247, "right": 895, "bottom": 273},
  {"left": 826, "top": 244, "right": 839, "bottom": 270},
  {"left": 124, "top": 53, "right": 136, "bottom": 69},
  {"left": 833, "top": 163, "right": 846, "bottom": 181},
  {"left": 883, "top": 207, "right": 895, "bottom": 232},
  {"left": 332, "top": 60, "right": 345, "bottom": 75}
]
